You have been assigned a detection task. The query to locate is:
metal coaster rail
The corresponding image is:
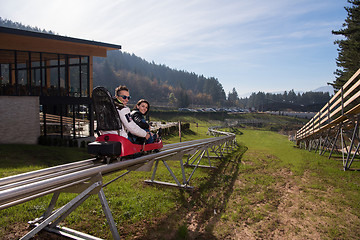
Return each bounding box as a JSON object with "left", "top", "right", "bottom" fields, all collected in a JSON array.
[
  {"left": 0, "top": 128, "right": 237, "bottom": 240},
  {"left": 296, "top": 67, "right": 360, "bottom": 170}
]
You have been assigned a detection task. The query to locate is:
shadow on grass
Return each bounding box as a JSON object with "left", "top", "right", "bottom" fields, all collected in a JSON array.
[
  {"left": 136, "top": 144, "right": 247, "bottom": 239},
  {"left": 0, "top": 144, "right": 91, "bottom": 170}
]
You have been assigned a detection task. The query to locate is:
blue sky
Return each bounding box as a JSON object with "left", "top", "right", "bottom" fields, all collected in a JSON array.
[{"left": 0, "top": 0, "right": 350, "bottom": 96}]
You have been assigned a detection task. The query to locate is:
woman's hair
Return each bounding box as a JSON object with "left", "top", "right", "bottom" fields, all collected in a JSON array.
[{"left": 134, "top": 99, "right": 150, "bottom": 115}]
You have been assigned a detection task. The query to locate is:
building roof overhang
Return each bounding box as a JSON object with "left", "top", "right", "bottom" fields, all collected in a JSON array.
[{"left": 0, "top": 26, "right": 121, "bottom": 57}]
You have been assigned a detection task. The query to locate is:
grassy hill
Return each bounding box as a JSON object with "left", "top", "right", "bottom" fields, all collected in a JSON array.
[{"left": 1, "top": 114, "right": 359, "bottom": 239}]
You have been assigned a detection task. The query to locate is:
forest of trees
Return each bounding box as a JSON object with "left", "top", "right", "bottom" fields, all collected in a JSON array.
[
  {"left": 238, "top": 90, "right": 331, "bottom": 112},
  {"left": 331, "top": 0, "right": 360, "bottom": 90},
  {"left": 1, "top": 17, "right": 333, "bottom": 111},
  {"left": 93, "top": 50, "right": 226, "bottom": 107},
  {"left": 0, "top": 17, "right": 56, "bottom": 35}
]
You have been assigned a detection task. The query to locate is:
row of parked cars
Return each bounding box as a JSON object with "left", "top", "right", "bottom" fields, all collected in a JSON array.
[{"left": 178, "top": 108, "right": 247, "bottom": 113}]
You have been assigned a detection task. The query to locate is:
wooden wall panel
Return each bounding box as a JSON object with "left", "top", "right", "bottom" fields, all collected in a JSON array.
[{"left": 0, "top": 33, "right": 113, "bottom": 57}]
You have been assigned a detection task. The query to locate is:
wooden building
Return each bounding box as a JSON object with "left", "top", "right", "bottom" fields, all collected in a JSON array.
[{"left": 0, "top": 26, "right": 121, "bottom": 144}]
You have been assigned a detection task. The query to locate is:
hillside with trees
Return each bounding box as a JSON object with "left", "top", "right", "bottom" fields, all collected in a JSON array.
[{"left": 93, "top": 50, "right": 226, "bottom": 107}]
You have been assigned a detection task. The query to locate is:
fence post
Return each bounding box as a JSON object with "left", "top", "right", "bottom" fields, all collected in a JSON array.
[
  {"left": 327, "top": 101, "right": 330, "bottom": 124},
  {"left": 341, "top": 86, "right": 344, "bottom": 116}
]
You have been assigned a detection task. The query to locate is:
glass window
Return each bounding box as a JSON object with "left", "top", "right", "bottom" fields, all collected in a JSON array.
[
  {"left": 0, "top": 50, "right": 91, "bottom": 99},
  {"left": 17, "top": 69, "right": 27, "bottom": 95},
  {"left": 43, "top": 53, "right": 59, "bottom": 67},
  {"left": 16, "top": 51, "right": 28, "bottom": 70},
  {"left": 18, "top": 69, "right": 27, "bottom": 85},
  {"left": 1, "top": 64, "right": 10, "bottom": 85},
  {"left": 69, "top": 56, "right": 79, "bottom": 64},
  {"left": 31, "top": 52, "right": 41, "bottom": 68},
  {"left": 32, "top": 68, "right": 41, "bottom": 95},
  {"left": 0, "top": 64, "right": 10, "bottom": 95},
  {"left": 31, "top": 53, "right": 41, "bottom": 93},
  {"left": 60, "top": 67, "right": 66, "bottom": 96},
  {"left": 69, "top": 65, "right": 80, "bottom": 97},
  {"left": 81, "top": 56, "right": 88, "bottom": 64},
  {"left": 81, "top": 65, "right": 88, "bottom": 97},
  {"left": 0, "top": 50, "right": 15, "bottom": 95},
  {"left": 49, "top": 67, "right": 59, "bottom": 95}
]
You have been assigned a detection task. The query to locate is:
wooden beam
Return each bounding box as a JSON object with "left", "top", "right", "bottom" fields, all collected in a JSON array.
[
  {"left": 45, "top": 61, "right": 50, "bottom": 88},
  {"left": 89, "top": 57, "right": 93, "bottom": 97},
  {"left": 10, "top": 64, "right": 15, "bottom": 85},
  {"left": 0, "top": 33, "right": 113, "bottom": 57}
]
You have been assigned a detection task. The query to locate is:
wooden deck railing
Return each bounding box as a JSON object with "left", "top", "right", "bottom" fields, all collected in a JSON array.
[
  {"left": 296, "top": 68, "right": 360, "bottom": 170},
  {"left": 296, "top": 68, "right": 360, "bottom": 141},
  {"left": 40, "top": 113, "right": 89, "bottom": 125}
]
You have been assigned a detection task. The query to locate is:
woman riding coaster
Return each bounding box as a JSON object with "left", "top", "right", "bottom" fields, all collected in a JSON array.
[{"left": 129, "top": 99, "right": 159, "bottom": 144}]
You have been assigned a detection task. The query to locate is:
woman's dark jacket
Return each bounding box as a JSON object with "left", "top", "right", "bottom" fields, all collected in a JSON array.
[{"left": 130, "top": 109, "right": 149, "bottom": 130}]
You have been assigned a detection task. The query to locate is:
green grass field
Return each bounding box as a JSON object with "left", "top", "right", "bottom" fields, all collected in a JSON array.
[
  {"left": 0, "top": 115, "right": 360, "bottom": 239},
  {"left": 221, "top": 128, "right": 360, "bottom": 239}
]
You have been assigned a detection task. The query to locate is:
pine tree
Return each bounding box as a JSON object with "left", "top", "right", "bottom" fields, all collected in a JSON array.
[
  {"left": 332, "top": 0, "right": 360, "bottom": 90},
  {"left": 228, "top": 87, "right": 239, "bottom": 106}
]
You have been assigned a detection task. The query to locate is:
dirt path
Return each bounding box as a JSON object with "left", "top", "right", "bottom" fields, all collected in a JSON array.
[{"left": 193, "top": 150, "right": 360, "bottom": 240}]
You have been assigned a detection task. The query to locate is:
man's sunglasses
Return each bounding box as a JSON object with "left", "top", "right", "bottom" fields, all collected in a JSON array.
[{"left": 118, "top": 95, "right": 131, "bottom": 100}]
